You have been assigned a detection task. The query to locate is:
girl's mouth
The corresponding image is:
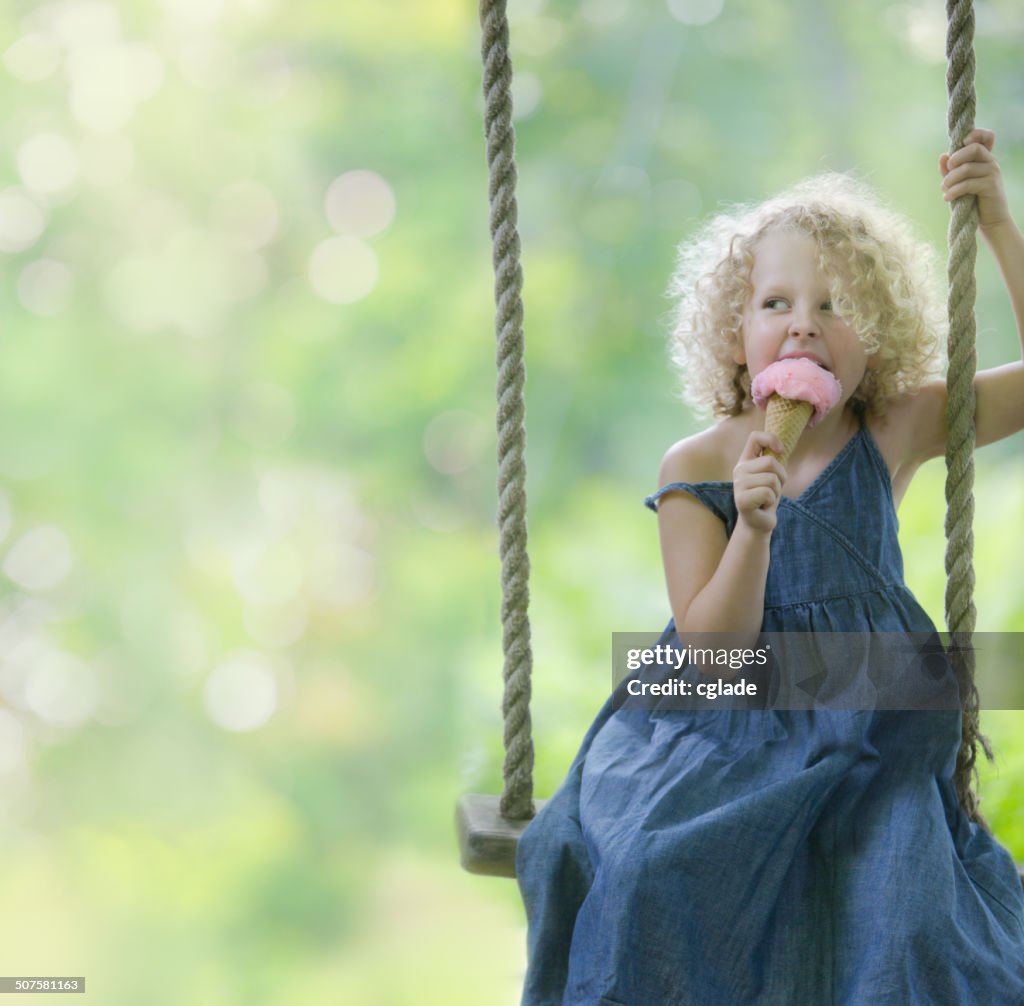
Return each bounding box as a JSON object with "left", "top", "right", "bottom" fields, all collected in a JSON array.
[{"left": 780, "top": 352, "right": 831, "bottom": 372}]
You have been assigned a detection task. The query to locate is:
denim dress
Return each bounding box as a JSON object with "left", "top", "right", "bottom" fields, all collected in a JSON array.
[{"left": 516, "top": 416, "right": 1024, "bottom": 1005}]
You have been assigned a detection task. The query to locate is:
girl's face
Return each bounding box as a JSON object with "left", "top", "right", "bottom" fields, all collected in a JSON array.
[{"left": 736, "top": 230, "right": 868, "bottom": 405}]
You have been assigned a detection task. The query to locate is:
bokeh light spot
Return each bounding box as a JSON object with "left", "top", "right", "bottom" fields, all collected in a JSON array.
[
  {"left": 0, "top": 189, "right": 47, "bottom": 253},
  {"left": 106, "top": 227, "right": 240, "bottom": 337},
  {"left": 423, "top": 410, "right": 488, "bottom": 475},
  {"left": 3, "top": 33, "right": 62, "bottom": 81},
  {"left": 308, "top": 236, "right": 378, "bottom": 304},
  {"left": 68, "top": 42, "right": 165, "bottom": 133},
  {"left": 17, "top": 134, "right": 79, "bottom": 202},
  {"left": 17, "top": 133, "right": 78, "bottom": 205},
  {"left": 3, "top": 526, "right": 73, "bottom": 592},
  {"left": 24, "top": 651, "right": 98, "bottom": 727},
  {"left": 257, "top": 468, "right": 365, "bottom": 540},
  {"left": 49, "top": 1, "right": 121, "bottom": 48},
  {"left": 886, "top": 5, "right": 947, "bottom": 64},
  {"left": 203, "top": 652, "right": 278, "bottom": 732},
  {"left": 325, "top": 171, "right": 395, "bottom": 237},
  {"left": 511, "top": 72, "right": 543, "bottom": 120}
]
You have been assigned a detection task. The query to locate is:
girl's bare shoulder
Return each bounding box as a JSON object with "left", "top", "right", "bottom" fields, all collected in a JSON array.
[{"left": 658, "top": 413, "right": 756, "bottom": 486}]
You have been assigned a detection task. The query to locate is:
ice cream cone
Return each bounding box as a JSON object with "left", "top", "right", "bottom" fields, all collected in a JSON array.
[
  {"left": 751, "top": 358, "right": 842, "bottom": 463},
  {"left": 763, "top": 395, "right": 814, "bottom": 463}
]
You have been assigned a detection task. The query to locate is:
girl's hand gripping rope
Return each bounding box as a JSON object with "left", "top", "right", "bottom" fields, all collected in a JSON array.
[{"left": 940, "top": 127, "right": 1011, "bottom": 233}]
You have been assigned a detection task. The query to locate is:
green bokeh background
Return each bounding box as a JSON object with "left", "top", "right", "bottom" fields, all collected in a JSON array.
[{"left": 0, "top": 1, "right": 1022, "bottom": 1002}]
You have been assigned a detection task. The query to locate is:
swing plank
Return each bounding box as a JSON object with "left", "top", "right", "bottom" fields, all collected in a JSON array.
[{"left": 456, "top": 794, "right": 548, "bottom": 878}]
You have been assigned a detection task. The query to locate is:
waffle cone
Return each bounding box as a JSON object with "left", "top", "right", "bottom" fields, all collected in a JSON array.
[{"left": 764, "top": 395, "right": 814, "bottom": 463}]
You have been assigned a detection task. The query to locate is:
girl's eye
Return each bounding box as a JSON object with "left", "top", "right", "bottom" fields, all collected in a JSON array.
[
  {"left": 821, "top": 300, "right": 833, "bottom": 312},
  {"left": 764, "top": 297, "right": 787, "bottom": 309}
]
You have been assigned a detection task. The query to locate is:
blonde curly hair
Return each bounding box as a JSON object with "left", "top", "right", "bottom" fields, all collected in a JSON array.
[{"left": 667, "top": 173, "right": 946, "bottom": 418}]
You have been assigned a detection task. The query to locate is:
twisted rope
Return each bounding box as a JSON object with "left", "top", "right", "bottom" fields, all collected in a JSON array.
[
  {"left": 480, "top": 0, "right": 534, "bottom": 822},
  {"left": 944, "top": 0, "right": 992, "bottom": 826}
]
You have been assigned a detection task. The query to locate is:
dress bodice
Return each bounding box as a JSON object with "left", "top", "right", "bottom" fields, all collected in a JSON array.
[{"left": 644, "top": 421, "right": 936, "bottom": 632}]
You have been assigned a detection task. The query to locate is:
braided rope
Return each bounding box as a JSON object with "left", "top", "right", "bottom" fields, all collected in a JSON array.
[
  {"left": 944, "top": 0, "right": 991, "bottom": 826},
  {"left": 480, "top": 0, "right": 534, "bottom": 821}
]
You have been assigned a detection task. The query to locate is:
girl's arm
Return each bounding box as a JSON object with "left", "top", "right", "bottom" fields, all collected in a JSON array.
[
  {"left": 655, "top": 431, "right": 785, "bottom": 665},
  {"left": 968, "top": 210, "right": 1024, "bottom": 450},
  {"left": 979, "top": 217, "right": 1024, "bottom": 337},
  {"left": 944, "top": 129, "right": 1024, "bottom": 450},
  {"left": 901, "top": 129, "right": 1024, "bottom": 463}
]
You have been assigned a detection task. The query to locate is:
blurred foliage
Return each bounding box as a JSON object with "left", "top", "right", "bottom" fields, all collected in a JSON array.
[{"left": 0, "top": 0, "right": 1021, "bottom": 1002}]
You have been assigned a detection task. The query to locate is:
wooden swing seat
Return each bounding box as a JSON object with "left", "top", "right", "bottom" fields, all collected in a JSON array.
[{"left": 456, "top": 794, "right": 548, "bottom": 878}]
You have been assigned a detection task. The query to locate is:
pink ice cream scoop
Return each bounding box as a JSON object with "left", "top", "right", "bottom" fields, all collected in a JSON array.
[{"left": 750, "top": 358, "right": 843, "bottom": 462}]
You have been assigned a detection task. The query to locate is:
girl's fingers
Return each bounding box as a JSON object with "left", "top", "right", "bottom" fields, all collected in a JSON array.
[
  {"left": 946, "top": 141, "right": 995, "bottom": 171},
  {"left": 735, "top": 434, "right": 787, "bottom": 514},
  {"left": 942, "top": 162, "right": 994, "bottom": 187},
  {"left": 965, "top": 127, "right": 995, "bottom": 150},
  {"left": 736, "top": 486, "right": 777, "bottom": 511},
  {"left": 735, "top": 456, "right": 786, "bottom": 486},
  {"left": 741, "top": 432, "right": 770, "bottom": 465},
  {"left": 738, "top": 430, "right": 784, "bottom": 461},
  {"left": 942, "top": 171, "right": 996, "bottom": 199},
  {"left": 737, "top": 472, "right": 782, "bottom": 496},
  {"left": 943, "top": 177, "right": 1002, "bottom": 203},
  {"left": 940, "top": 131, "right": 995, "bottom": 176}
]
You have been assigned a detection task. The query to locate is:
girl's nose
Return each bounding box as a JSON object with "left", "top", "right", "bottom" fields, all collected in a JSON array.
[{"left": 788, "top": 313, "right": 819, "bottom": 338}]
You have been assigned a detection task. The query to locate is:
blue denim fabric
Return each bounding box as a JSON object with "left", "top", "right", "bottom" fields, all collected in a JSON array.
[{"left": 517, "top": 418, "right": 1024, "bottom": 1005}]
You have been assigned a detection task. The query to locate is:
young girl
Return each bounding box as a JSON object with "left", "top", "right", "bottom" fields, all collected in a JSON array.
[{"left": 516, "top": 128, "right": 1024, "bottom": 1005}]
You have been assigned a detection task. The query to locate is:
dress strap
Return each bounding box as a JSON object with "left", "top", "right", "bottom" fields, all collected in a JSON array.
[{"left": 644, "top": 481, "right": 736, "bottom": 529}]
